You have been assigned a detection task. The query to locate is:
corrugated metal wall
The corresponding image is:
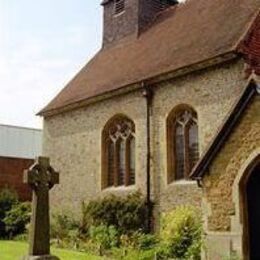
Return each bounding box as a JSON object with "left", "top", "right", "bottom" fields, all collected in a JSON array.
[{"left": 0, "top": 125, "right": 42, "bottom": 159}]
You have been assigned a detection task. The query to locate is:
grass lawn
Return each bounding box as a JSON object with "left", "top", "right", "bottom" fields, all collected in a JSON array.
[{"left": 0, "top": 241, "right": 102, "bottom": 260}]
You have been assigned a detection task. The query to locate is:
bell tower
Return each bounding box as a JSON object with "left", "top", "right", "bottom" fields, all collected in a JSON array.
[{"left": 101, "top": 0, "right": 178, "bottom": 48}]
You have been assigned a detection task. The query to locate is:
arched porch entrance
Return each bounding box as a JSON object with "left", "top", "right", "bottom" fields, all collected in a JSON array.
[{"left": 240, "top": 155, "right": 260, "bottom": 260}]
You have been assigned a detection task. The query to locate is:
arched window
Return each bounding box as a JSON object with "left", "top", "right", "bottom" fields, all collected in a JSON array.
[
  {"left": 102, "top": 116, "right": 135, "bottom": 189},
  {"left": 167, "top": 106, "right": 199, "bottom": 183}
]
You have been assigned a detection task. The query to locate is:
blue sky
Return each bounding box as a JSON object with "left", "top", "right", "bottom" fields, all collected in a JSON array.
[{"left": 0, "top": 1, "right": 102, "bottom": 128}]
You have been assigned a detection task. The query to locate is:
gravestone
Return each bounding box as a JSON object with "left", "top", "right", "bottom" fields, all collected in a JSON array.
[{"left": 23, "top": 157, "right": 59, "bottom": 260}]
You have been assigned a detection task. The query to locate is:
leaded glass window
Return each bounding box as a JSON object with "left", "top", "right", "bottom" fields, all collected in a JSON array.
[
  {"left": 102, "top": 116, "right": 135, "bottom": 188},
  {"left": 167, "top": 106, "right": 199, "bottom": 182}
]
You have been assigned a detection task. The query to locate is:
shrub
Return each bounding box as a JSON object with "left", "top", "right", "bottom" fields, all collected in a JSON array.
[
  {"left": 135, "top": 232, "right": 157, "bottom": 250},
  {"left": 89, "top": 224, "right": 119, "bottom": 251},
  {"left": 50, "top": 212, "right": 80, "bottom": 241},
  {"left": 111, "top": 247, "right": 157, "bottom": 260},
  {"left": 81, "top": 192, "right": 147, "bottom": 235},
  {"left": 120, "top": 232, "right": 157, "bottom": 250},
  {"left": 160, "top": 205, "right": 202, "bottom": 260},
  {"left": 0, "top": 188, "right": 18, "bottom": 237},
  {"left": 4, "top": 202, "right": 31, "bottom": 238},
  {"left": 13, "top": 233, "right": 28, "bottom": 241}
]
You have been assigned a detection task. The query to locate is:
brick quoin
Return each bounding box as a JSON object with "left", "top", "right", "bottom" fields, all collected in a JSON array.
[
  {"left": 239, "top": 13, "right": 260, "bottom": 76},
  {"left": 0, "top": 157, "right": 33, "bottom": 201}
]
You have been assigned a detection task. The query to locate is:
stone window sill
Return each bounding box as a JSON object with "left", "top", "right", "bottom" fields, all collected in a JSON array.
[
  {"left": 168, "top": 179, "right": 197, "bottom": 186},
  {"left": 102, "top": 185, "right": 136, "bottom": 193}
]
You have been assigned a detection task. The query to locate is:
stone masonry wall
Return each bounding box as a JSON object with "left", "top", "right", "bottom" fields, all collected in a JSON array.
[
  {"left": 43, "top": 59, "right": 247, "bottom": 218},
  {"left": 200, "top": 90, "right": 259, "bottom": 260},
  {"left": 44, "top": 91, "right": 148, "bottom": 215},
  {"left": 203, "top": 94, "right": 260, "bottom": 233},
  {"left": 151, "top": 59, "right": 247, "bottom": 216}
]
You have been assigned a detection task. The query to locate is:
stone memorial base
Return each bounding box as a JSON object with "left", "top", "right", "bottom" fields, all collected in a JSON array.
[{"left": 23, "top": 255, "right": 60, "bottom": 260}]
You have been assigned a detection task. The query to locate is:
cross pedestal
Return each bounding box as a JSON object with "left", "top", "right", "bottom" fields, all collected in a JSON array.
[{"left": 23, "top": 157, "right": 60, "bottom": 260}]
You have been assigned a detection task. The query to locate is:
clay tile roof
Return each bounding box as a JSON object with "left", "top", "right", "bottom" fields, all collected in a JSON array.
[
  {"left": 190, "top": 79, "right": 259, "bottom": 180},
  {"left": 39, "top": 0, "right": 260, "bottom": 116}
]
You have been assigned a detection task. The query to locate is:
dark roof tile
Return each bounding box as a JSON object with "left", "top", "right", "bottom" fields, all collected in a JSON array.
[{"left": 40, "top": 0, "right": 260, "bottom": 115}]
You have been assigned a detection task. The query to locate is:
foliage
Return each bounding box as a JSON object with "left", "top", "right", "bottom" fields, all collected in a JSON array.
[
  {"left": 159, "top": 205, "right": 202, "bottom": 260},
  {"left": 4, "top": 202, "right": 31, "bottom": 238},
  {"left": 134, "top": 232, "right": 157, "bottom": 250},
  {"left": 81, "top": 192, "right": 147, "bottom": 234},
  {"left": 120, "top": 231, "right": 157, "bottom": 250},
  {"left": 111, "top": 246, "right": 157, "bottom": 260},
  {"left": 89, "top": 224, "right": 119, "bottom": 251},
  {"left": 50, "top": 212, "right": 80, "bottom": 241},
  {"left": 13, "top": 233, "right": 28, "bottom": 242},
  {"left": 45, "top": 196, "right": 203, "bottom": 260},
  {"left": 0, "top": 188, "right": 18, "bottom": 237}
]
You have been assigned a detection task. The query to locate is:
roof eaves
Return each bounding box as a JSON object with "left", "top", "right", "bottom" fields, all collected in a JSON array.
[
  {"left": 190, "top": 78, "right": 259, "bottom": 180},
  {"left": 38, "top": 81, "right": 141, "bottom": 117},
  {"left": 38, "top": 51, "right": 238, "bottom": 117}
]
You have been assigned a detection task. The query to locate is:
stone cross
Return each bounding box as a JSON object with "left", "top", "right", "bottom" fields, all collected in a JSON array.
[{"left": 24, "top": 157, "right": 59, "bottom": 260}]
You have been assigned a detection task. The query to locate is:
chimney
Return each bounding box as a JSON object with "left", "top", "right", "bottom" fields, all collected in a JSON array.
[{"left": 101, "top": 0, "right": 178, "bottom": 48}]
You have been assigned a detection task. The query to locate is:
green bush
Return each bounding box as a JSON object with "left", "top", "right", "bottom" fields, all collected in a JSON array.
[
  {"left": 13, "top": 233, "right": 28, "bottom": 241},
  {"left": 0, "top": 188, "right": 18, "bottom": 237},
  {"left": 120, "top": 232, "right": 157, "bottom": 250},
  {"left": 111, "top": 246, "right": 157, "bottom": 260},
  {"left": 50, "top": 212, "right": 80, "bottom": 241},
  {"left": 49, "top": 197, "right": 202, "bottom": 260},
  {"left": 159, "top": 205, "right": 202, "bottom": 260},
  {"left": 81, "top": 192, "right": 147, "bottom": 235},
  {"left": 135, "top": 232, "right": 157, "bottom": 250},
  {"left": 89, "top": 224, "right": 119, "bottom": 251},
  {"left": 4, "top": 202, "right": 31, "bottom": 238}
]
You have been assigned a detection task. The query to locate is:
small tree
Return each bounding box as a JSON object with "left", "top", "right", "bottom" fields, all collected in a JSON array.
[
  {"left": 0, "top": 188, "right": 18, "bottom": 237},
  {"left": 160, "top": 205, "right": 202, "bottom": 260},
  {"left": 4, "top": 202, "right": 31, "bottom": 238}
]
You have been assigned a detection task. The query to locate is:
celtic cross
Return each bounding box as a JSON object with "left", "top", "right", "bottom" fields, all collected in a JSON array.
[{"left": 24, "top": 157, "right": 59, "bottom": 258}]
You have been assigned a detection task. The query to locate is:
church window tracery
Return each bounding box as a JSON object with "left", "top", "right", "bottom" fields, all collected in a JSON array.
[
  {"left": 102, "top": 116, "right": 135, "bottom": 189},
  {"left": 167, "top": 106, "right": 199, "bottom": 182}
]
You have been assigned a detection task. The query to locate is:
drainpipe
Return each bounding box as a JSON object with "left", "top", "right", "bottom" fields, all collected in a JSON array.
[
  {"left": 196, "top": 177, "right": 203, "bottom": 188},
  {"left": 142, "top": 81, "right": 153, "bottom": 233}
]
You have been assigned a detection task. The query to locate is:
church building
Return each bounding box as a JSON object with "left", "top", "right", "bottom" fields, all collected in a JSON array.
[{"left": 39, "top": 0, "right": 260, "bottom": 258}]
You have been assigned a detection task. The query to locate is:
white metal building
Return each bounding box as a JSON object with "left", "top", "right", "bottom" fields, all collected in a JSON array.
[{"left": 0, "top": 124, "right": 42, "bottom": 159}]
